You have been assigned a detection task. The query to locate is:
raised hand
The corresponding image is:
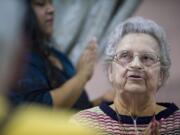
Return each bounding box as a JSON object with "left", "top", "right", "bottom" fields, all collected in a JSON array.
[
  {"left": 144, "top": 117, "right": 161, "bottom": 135},
  {"left": 76, "top": 37, "right": 97, "bottom": 81}
]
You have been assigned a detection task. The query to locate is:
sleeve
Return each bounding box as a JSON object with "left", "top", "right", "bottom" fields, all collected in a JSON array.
[{"left": 9, "top": 63, "right": 53, "bottom": 106}]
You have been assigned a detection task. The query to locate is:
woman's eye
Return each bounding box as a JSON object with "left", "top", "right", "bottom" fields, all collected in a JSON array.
[
  {"left": 120, "top": 52, "right": 131, "bottom": 59},
  {"left": 121, "top": 53, "right": 128, "bottom": 57},
  {"left": 36, "top": 2, "right": 45, "bottom": 6},
  {"left": 142, "top": 55, "right": 154, "bottom": 62},
  {"left": 33, "top": 0, "right": 45, "bottom": 6}
]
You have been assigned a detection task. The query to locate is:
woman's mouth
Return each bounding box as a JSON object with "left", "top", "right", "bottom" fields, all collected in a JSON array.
[
  {"left": 127, "top": 74, "right": 144, "bottom": 81},
  {"left": 46, "top": 18, "right": 53, "bottom": 25}
]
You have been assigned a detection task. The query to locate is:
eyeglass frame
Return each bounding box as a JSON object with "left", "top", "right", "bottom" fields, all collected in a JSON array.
[{"left": 112, "top": 50, "right": 161, "bottom": 67}]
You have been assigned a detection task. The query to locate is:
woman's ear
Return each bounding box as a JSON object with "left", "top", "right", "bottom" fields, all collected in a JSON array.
[
  {"left": 158, "top": 78, "right": 162, "bottom": 88},
  {"left": 108, "top": 64, "right": 113, "bottom": 82},
  {"left": 158, "top": 71, "right": 164, "bottom": 88}
]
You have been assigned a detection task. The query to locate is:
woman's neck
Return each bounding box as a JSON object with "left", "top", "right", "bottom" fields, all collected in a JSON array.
[{"left": 113, "top": 92, "right": 162, "bottom": 117}]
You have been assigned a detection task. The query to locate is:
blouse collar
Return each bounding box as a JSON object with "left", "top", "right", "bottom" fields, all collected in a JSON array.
[{"left": 99, "top": 102, "right": 179, "bottom": 124}]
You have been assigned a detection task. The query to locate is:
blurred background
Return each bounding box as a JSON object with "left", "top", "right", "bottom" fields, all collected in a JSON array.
[{"left": 53, "top": 0, "right": 180, "bottom": 107}]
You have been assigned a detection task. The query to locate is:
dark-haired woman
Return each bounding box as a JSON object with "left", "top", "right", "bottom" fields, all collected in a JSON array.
[{"left": 9, "top": 0, "right": 97, "bottom": 110}]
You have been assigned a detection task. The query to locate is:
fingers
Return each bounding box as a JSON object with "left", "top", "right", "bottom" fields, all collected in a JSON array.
[
  {"left": 86, "top": 37, "right": 97, "bottom": 51},
  {"left": 87, "top": 37, "right": 97, "bottom": 49},
  {"left": 84, "top": 37, "right": 97, "bottom": 62},
  {"left": 151, "top": 120, "right": 160, "bottom": 135},
  {"left": 76, "top": 37, "right": 98, "bottom": 81},
  {"left": 144, "top": 119, "right": 161, "bottom": 135}
]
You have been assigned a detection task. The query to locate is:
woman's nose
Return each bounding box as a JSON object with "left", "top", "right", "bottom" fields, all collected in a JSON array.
[
  {"left": 46, "top": 3, "right": 55, "bottom": 14},
  {"left": 129, "top": 56, "right": 143, "bottom": 69}
]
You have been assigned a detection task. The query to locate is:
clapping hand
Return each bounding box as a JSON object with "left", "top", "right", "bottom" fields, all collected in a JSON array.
[
  {"left": 76, "top": 37, "right": 97, "bottom": 81},
  {"left": 144, "top": 116, "right": 161, "bottom": 135}
]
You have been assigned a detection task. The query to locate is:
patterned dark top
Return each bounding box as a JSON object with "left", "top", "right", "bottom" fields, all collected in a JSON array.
[{"left": 72, "top": 102, "right": 180, "bottom": 134}]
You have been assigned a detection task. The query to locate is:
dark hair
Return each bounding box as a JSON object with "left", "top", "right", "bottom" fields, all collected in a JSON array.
[
  {"left": 24, "top": 0, "right": 59, "bottom": 88},
  {"left": 24, "top": 0, "right": 51, "bottom": 55}
]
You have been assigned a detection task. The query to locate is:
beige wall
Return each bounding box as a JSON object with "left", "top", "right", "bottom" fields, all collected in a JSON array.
[{"left": 86, "top": 0, "right": 180, "bottom": 107}]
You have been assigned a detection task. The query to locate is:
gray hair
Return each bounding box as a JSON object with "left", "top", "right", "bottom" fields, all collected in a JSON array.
[{"left": 105, "top": 16, "right": 171, "bottom": 87}]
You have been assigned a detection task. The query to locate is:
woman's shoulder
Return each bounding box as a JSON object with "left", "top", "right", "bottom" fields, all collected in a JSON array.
[
  {"left": 26, "top": 51, "right": 45, "bottom": 68},
  {"left": 168, "top": 106, "right": 180, "bottom": 120},
  {"left": 12, "top": 51, "right": 50, "bottom": 92},
  {"left": 156, "top": 102, "right": 179, "bottom": 119},
  {"left": 70, "top": 104, "right": 119, "bottom": 134},
  {"left": 71, "top": 106, "right": 106, "bottom": 124},
  {"left": 73, "top": 106, "right": 104, "bottom": 118},
  {"left": 159, "top": 104, "right": 180, "bottom": 134}
]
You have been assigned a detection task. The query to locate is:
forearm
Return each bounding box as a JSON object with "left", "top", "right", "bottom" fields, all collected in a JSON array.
[
  {"left": 50, "top": 38, "right": 97, "bottom": 109},
  {"left": 50, "top": 73, "right": 88, "bottom": 108}
]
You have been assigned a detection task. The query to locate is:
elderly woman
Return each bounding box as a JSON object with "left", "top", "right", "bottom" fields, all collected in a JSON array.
[{"left": 72, "top": 17, "right": 180, "bottom": 135}]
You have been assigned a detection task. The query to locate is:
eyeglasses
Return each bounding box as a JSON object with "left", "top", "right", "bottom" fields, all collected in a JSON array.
[{"left": 112, "top": 50, "right": 160, "bottom": 67}]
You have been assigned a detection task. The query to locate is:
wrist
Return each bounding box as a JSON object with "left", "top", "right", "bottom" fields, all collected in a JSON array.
[{"left": 75, "top": 72, "right": 89, "bottom": 84}]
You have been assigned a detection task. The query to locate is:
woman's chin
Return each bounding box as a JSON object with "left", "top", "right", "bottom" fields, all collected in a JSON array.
[
  {"left": 43, "top": 28, "right": 53, "bottom": 38},
  {"left": 124, "top": 84, "right": 146, "bottom": 94}
]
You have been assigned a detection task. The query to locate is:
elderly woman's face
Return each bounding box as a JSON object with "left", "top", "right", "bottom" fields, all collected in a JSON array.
[{"left": 109, "top": 33, "right": 162, "bottom": 94}]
